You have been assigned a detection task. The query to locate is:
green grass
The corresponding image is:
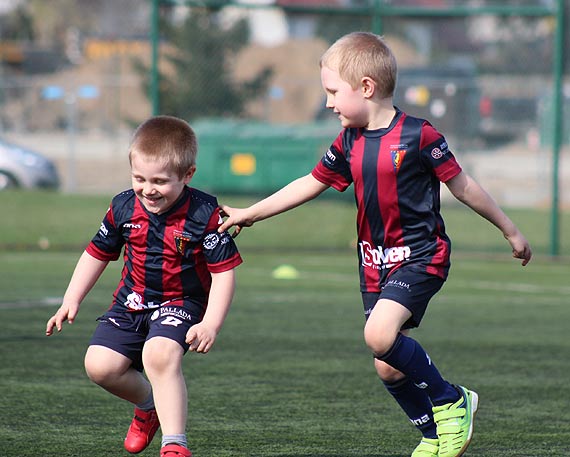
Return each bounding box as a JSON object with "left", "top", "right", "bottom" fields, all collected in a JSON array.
[
  {"left": 0, "top": 191, "right": 568, "bottom": 456},
  {"left": 1, "top": 190, "right": 568, "bottom": 256}
]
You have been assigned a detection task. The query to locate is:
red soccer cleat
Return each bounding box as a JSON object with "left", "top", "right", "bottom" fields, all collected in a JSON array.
[
  {"left": 160, "top": 443, "right": 192, "bottom": 457},
  {"left": 124, "top": 407, "right": 160, "bottom": 454}
]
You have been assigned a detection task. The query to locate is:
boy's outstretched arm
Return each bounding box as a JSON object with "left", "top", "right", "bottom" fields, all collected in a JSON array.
[
  {"left": 46, "top": 251, "right": 109, "bottom": 335},
  {"left": 445, "top": 171, "right": 532, "bottom": 266},
  {"left": 218, "top": 173, "right": 329, "bottom": 234}
]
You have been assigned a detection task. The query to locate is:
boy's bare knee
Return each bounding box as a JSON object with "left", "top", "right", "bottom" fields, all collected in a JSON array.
[
  {"left": 142, "top": 337, "right": 183, "bottom": 376},
  {"left": 374, "top": 359, "right": 404, "bottom": 383},
  {"left": 363, "top": 324, "right": 395, "bottom": 356},
  {"left": 84, "top": 345, "right": 130, "bottom": 387},
  {"left": 84, "top": 361, "right": 115, "bottom": 386}
]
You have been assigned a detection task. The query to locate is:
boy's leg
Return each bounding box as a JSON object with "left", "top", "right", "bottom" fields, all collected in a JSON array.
[
  {"left": 364, "top": 295, "right": 444, "bottom": 456},
  {"left": 376, "top": 359, "right": 437, "bottom": 440},
  {"left": 87, "top": 312, "right": 154, "bottom": 404},
  {"left": 364, "top": 296, "right": 459, "bottom": 406},
  {"left": 142, "top": 336, "right": 188, "bottom": 440},
  {"left": 376, "top": 356, "right": 439, "bottom": 457},
  {"left": 365, "top": 299, "right": 476, "bottom": 457},
  {"left": 144, "top": 306, "right": 198, "bottom": 452},
  {"left": 85, "top": 345, "right": 152, "bottom": 404},
  {"left": 85, "top": 345, "right": 160, "bottom": 454},
  {"left": 88, "top": 313, "right": 160, "bottom": 453}
]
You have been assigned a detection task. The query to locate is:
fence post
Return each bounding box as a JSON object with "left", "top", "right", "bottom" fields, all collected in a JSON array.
[
  {"left": 371, "top": 0, "right": 383, "bottom": 35},
  {"left": 150, "top": 0, "right": 160, "bottom": 116},
  {"left": 550, "top": 0, "right": 565, "bottom": 257}
]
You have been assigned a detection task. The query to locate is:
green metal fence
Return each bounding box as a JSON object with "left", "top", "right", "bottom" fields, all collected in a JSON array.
[{"left": 148, "top": 0, "right": 566, "bottom": 255}]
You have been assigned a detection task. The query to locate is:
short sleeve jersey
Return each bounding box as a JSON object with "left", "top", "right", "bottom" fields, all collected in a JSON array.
[
  {"left": 312, "top": 109, "right": 462, "bottom": 293},
  {"left": 86, "top": 187, "right": 242, "bottom": 317}
]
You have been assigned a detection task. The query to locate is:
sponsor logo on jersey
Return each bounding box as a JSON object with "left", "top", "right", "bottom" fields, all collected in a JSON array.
[
  {"left": 99, "top": 222, "right": 109, "bottom": 237},
  {"left": 431, "top": 141, "right": 449, "bottom": 159},
  {"left": 203, "top": 233, "right": 220, "bottom": 250},
  {"left": 323, "top": 149, "right": 336, "bottom": 166},
  {"left": 385, "top": 279, "right": 411, "bottom": 291},
  {"left": 150, "top": 305, "right": 192, "bottom": 328},
  {"left": 123, "top": 223, "right": 142, "bottom": 229},
  {"left": 173, "top": 230, "right": 192, "bottom": 254},
  {"left": 151, "top": 306, "right": 192, "bottom": 322},
  {"left": 359, "top": 241, "right": 411, "bottom": 269},
  {"left": 124, "top": 291, "right": 145, "bottom": 310}
]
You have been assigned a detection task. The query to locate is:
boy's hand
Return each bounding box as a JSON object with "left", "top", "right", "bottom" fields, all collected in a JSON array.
[
  {"left": 506, "top": 231, "right": 532, "bottom": 266},
  {"left": 218, "top": 205, "right": 252, "bottom": 237},
  {"left": 45, "top": 303, "right": 80, "bottom": 336},
  {"left": 186, "top": 322, "right": 218, "bottom": 353}
]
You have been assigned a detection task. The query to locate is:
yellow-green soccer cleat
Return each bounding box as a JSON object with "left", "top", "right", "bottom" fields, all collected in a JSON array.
[
  {"left": 433, "top": 386, "right": 478, "bottom": 457},
  {"left": 411, "top": 437, "right": 439, "bottom": 457}
]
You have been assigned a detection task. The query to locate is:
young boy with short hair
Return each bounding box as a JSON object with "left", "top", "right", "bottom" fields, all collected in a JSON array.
[
  {"left": 218, "top": 32, "right": 532, "bottom": 457},
  {"left": 46, "top": 115, "right": 243, "bottom": 457}
]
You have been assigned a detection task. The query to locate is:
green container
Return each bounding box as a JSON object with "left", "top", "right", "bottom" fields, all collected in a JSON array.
[{"left": 191, "top": 119, "right": 340, "bottom": 194}]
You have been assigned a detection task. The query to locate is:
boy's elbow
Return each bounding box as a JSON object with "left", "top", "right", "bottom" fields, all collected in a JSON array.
[
  {"left": 445, "top": 181, "right": 466, "bottom": 203},
  {"left": 451, "top": 187, "right": 468, "bottom": 204}
]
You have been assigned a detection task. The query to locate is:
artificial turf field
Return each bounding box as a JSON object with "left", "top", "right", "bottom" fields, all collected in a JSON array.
[{"left": 0, "top": 192, "right": 568, "bottom": 456}]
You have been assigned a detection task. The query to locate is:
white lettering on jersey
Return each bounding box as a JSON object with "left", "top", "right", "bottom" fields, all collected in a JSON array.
[
  {"left": 124, "top": 291, "right": 145, "bottom": 310},
  {"left": 99, "top": 222, "right": 109, "bottom": 237},
  {"left": 359, "top": 241, "right": 411, "bottom": 270}
]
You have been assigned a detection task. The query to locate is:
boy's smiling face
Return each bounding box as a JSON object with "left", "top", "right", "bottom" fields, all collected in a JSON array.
[
  {"left": 320, "top": 64, "right": 369, "bottom": 129},
  {"left": 130, "top": 152, "right": 194, "bottom": 214}
]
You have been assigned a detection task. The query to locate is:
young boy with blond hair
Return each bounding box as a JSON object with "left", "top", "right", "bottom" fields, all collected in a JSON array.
[{"left": 219, "top": 32, "right": 531, "bottom": 457}]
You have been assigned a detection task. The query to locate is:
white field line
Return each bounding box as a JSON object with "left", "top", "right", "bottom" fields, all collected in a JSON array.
[
  {"left": 450, "top": 279, "right": 570, "bottom": 295},
  {"left": 0, "top": 297, "right": 62, "bottom": 309},
  {"left": 247, "top": 267, "right": 569, "bottom": 295}
]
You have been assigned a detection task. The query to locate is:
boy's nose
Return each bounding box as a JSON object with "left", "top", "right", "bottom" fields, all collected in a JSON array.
[{"left": 143, "top": 182, "right": 155, "bottom": 195}]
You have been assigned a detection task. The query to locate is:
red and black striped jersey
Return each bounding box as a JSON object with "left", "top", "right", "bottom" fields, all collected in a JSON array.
[
  {"left": 312, "top": 109, "right": 462, "bottom": 292},
  {"left": 86, "top": 186, "right": 242, "bottom": 315}
]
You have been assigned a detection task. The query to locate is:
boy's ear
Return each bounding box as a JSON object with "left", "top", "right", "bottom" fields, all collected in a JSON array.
[
  {"left": 184, "top": 165, "right": 197, "bottom": 184},
  {"left": 361, "top": 76, "right": 376, "bottom": 98}
]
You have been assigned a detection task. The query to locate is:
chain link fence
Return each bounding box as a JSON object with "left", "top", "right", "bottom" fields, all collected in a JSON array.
[{"left": 0, "top": 2, "right": 567, "bottom": 231}]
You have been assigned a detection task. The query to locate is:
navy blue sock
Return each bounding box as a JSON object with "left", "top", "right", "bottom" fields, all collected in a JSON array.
[
  {"left": 383, "top": 376, "right": 437, "bottom": 439},
  {"left": 376, "top": 333, "right": 460, "bottom": 406}
]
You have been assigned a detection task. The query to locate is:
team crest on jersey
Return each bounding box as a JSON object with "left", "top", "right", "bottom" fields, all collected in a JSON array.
[
  {"left": 173, "top": 230, "right": 191, "bottom": 254},
  {"left": 391, "top": 149, "right": 407, "bottom": 173}
]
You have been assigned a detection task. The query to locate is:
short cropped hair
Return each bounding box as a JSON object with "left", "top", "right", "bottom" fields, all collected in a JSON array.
[
  {"left": 129, "top": 115, "right": 197, "bottom": 178},
  {"left": 320, "top": 32, "right": 397, "bottom": 98}
]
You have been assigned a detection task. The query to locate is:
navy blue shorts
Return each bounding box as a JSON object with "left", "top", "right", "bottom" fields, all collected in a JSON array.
[
  {"left": 89, "top": 306, "right": 197, "bottom": 372},
  {"left": 362, "top": 266, "right": 444, "bottom": 330}
]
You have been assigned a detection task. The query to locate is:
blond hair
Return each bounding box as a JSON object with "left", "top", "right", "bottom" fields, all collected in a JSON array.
[
  {"left": 129, "top": 115, "right": 197, "bottom": 178},
  {"left": 320, "top": 32, "right": 397, "bottom": 98}
]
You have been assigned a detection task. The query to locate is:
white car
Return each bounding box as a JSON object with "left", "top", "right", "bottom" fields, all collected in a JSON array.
[{"left": 0, "top": 139, "right": 60, "bottom": 190}]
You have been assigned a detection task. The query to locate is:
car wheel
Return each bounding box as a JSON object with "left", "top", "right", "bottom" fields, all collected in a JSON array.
[{"left": 0, "top": 171, "right": 18, "bottom": 190}]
